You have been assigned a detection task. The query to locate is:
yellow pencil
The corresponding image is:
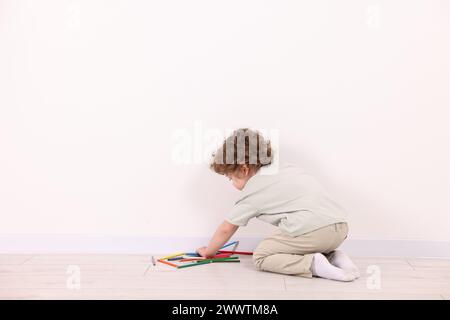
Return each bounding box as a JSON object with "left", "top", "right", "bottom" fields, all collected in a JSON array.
[{"left": 159, "top": 252, "right": 185, "bottom": 260}]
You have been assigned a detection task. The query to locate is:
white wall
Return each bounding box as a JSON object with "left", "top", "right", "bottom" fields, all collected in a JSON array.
[{"left": 1, "top": 0, "right": 449, "bottom": 252}]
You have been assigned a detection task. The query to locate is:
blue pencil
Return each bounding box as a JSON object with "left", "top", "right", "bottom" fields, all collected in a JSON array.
[
  {"left": 186, "top": 252, "right": 201, "bottom": 257},
  {"left": 220, "top": 241, "right": 238, "bottom": 250},
  {"left": 167, "top": 256, "right": 184, "bottom": 261}
]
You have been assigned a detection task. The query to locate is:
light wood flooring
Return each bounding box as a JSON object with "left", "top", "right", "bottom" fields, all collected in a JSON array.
[{"left": 0, "top": 254, "right": 449, "bottom": 299}]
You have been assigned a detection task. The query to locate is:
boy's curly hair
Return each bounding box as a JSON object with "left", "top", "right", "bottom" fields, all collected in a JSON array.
[{"left": 210, "top": 128, "right": 273, "bottom": 176}]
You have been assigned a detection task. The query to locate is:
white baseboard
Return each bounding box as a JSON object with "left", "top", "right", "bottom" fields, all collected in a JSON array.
[{"left": 1, "top": 235, "right": 449, "bottom": 257}]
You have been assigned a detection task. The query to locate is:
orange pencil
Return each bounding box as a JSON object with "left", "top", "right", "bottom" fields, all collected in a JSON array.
[{"left": 157, "top": 259, "right": 178, "bottom": 268}]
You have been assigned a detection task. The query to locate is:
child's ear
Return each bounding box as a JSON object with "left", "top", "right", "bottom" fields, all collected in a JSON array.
[{"left": 242, "top": 165, "right": 249, "bottom": 176}]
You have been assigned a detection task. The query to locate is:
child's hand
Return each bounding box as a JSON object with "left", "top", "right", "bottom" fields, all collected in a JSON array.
[{"left": 196, "top": 246, "right": 210, "bottom": 258}]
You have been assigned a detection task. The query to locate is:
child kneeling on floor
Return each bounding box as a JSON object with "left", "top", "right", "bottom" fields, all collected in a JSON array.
[{"left": 196, "top": 128, "right": 360, "bottom": 281}]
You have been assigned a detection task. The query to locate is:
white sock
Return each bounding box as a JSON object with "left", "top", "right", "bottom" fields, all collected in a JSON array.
[
  {"left": 327, "top": 250, "right": 360, "bottom": 278},
  {"left": 310, "top": 253, "right": 356, "bottom": 282}
]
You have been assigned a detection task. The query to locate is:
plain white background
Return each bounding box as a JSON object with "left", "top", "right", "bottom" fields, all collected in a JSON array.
[{"left": 0, "top": 0, "right": 449, "bottom": 252}]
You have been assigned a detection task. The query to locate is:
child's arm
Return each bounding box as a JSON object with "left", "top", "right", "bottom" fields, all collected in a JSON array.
[{"left": 197, "top": 220, "right": 239, "bottom": 258}]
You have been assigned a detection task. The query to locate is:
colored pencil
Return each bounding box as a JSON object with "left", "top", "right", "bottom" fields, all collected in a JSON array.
[
  {"left": 196, "top": 257, "right": 239, "bottom": 263},
  {"left": 179, "top": 254, "right": 232, "bottom": 262},
  {"left": 160, "top": 252, "right": 185, "bottom": 260},
  {"left": 179, "top": 258, "right": 205, "bottom": 262},
  {"left": 185, "top": 252, "right": 231, "bottom": 258},
  {"left": 220, "top": 241, "right": 238, "bottom": 250},
  {"left": 185, "top": 252, "right": 201, "bottom": 257},
  {"left": 157, "top": 259, "right": 178, "bottom": 268},
  {"left": 177, "top": 260, "right": 212, "bottom": 269},
  {"left": 217, "top": 250, "right": 253, "bottom": 255},
  {"left": 167, "top": 256, "right": 184, "bottom": 261}
]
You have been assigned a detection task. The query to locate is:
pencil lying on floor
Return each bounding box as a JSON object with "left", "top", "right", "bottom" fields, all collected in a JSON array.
[
  {"left": 179, "top": 258, "right": 204, "bottom": 262},
  {"left": 213, "top": 253, "right": 232, "bottom": 258},
  {"left": 185, "top": 253, "right": 201, "bottom": 257},
  {"left": 196, "top": 257, "right": 239, "bottom": 263},
  {"left": 157, "top": 259, "right": 178, "bottom": 268},
  {"left": 217, "top": 250, "right": 253, "bottom": 255},
  {"left": 160, "top": 252, "right": 185, "bottom": 260},
  {"left": 177, "top": 260, "right": 212, "bottom": 269},
  {"left": 184, "top": 252, "right": 233, "bottom": 259},
  {"left": 167, "top": 256, "right": 185, "bottom": 261},
  {"left": 179, "top": 253, "right": 232, "bottom": 262},
  {"left": 178, "top": 259, "right": 240, "bottom": 269}
]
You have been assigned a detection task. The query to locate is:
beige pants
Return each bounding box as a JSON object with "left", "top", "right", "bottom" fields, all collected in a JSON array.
[{"left": 253, "top": 222, "right": 348, "bottom": 278}]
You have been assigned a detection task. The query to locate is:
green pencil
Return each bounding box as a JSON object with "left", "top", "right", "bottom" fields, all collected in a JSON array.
[
  {"left": 177, "top": 258, "right": 241, "bottom": 269},
  {"left": 177, "top": 260, "right": 212, "bottom": 269}
]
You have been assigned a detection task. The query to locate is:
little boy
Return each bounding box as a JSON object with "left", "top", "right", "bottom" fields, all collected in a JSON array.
[{"left": 196, "top": 128, "right": 360, "bottom": 281}]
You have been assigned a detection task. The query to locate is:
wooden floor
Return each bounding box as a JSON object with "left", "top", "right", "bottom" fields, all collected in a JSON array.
[{"left": 0, "top": 254, "right": 449, "bottom": 299}]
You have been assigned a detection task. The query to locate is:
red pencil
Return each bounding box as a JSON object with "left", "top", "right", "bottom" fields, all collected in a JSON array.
[{"left": 218, "top": 250, "right": 253, "bottom": 255}]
